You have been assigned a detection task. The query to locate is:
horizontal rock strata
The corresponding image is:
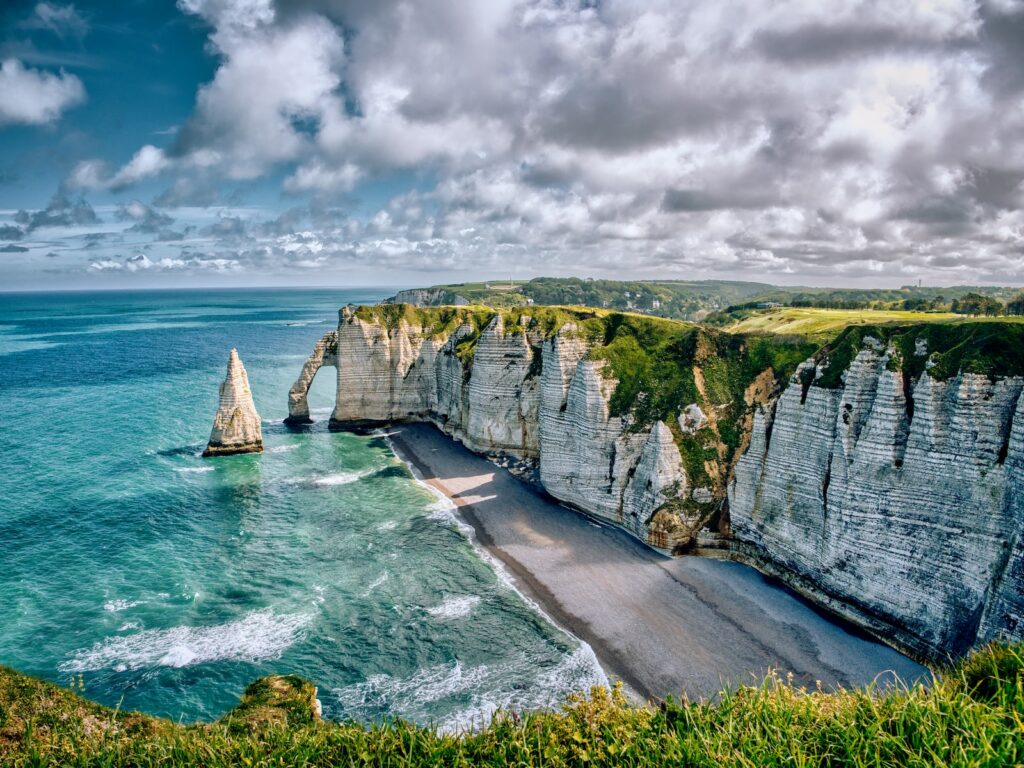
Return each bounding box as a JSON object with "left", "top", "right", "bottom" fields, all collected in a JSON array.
[{"left": 730, "top": 344, "right": 1024, "bottom": 659}]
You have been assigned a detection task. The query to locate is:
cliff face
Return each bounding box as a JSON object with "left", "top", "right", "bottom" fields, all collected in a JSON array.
[
  {"left": 384, "top": 288, "right": 469, "bottom": 307},
  {"left": 289, "top": 306, "right": 1024, "bottom": 658},
  {"left": 289, "top": 307, "right": 703, "bottom": 549},
  {"left": 730, "top": 336, "right": 1024, "bottom": 659},
  {"left": 204, "top": 349, "right": 263, "bottom": 457}
]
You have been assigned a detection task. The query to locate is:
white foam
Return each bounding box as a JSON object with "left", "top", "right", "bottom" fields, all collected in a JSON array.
[
  {"left": 117, "top": 622, "right": 141, "bottom": 632},
  {"left": 378, "top": 520, "right": 398, "bottom": 531},
  {"left": 268, "top": 444, "right": 299, "bottom": 453},
  {"left": 312, "top": 468, "right": 375, "bottom": 486},
  {"left": 60, "top": 608, "right": 312, "bottom": 673},
  {"left": 175, "top": 466, "right": 214, "bottom": 474},
  {"left": 104, "top": 599, "right": 144, "bottom": 613},
  {"left": 361, "top": 572, "right": 389, "bottom": 597},
  {"left": 426, "top": 595, "right": 481, "bottom": 620},
  {"left": 331, "top": 647, "right": 608, "bottom": 734},
  {"left": 335, "top": 660, "right": 490, "bottom": 713}
]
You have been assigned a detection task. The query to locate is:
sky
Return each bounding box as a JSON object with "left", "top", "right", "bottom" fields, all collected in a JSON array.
[{"left": 1, "top": 0, "right": 1024, "bottom": 291}]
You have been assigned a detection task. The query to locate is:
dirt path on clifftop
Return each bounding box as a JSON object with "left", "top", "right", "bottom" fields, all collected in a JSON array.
[{"left": 387, "top": 423, "right": 928, "bottom": 702}]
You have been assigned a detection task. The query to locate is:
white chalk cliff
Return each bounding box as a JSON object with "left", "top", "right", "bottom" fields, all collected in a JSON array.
[
  {"left": 730, "top": 345, "right": 1024, "bottom": 659},
  {"left": 288, "top": 306, "right": 1024, "bottom": 659},
  {"left": 204, "top": 349, "right": 263, "bottom": 457}
]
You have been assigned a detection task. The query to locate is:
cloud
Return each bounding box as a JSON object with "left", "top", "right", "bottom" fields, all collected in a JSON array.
[
  {"left": 0, "top": 58, "right": 85, "bottom": 126},
  {"left": 283, "top": 161, "right": 361, "bottom": 192},
  {"left": 0, "top": 244, "right": 29, "bottom": 253},
  {"left": 115, "top": 200, "right": 174, "bottom": 233},
  {"left": 14, "top": 193, "right": 99, "bottom": 231},
  {"left": 88, "top": 252, "right": 242, "bottom": 272},
  {"left": 68, "top": 145, "right": 172, "bottom": 191},
  {"left": 171, "top": 8, "right": 345, "bottom": 179},
  {"left": 40, "top": 0, "right": 1024, "bottom": 284},
  {"left": 22, "top": 3, "right": 90, "bottom": 39},
  {"left": 0, "top": 225, "right": 25, "bottom": 240}
]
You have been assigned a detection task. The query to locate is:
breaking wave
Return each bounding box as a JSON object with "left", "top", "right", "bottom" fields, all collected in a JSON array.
[
  {"left": 332, "top": 646, "right": 607, "bottom": 733},
  {"left": 60, "top": 608, "right": 313, "bottom": 673},
  {"left": 426, "top": 595, "right": 481, "bottom": 620}
]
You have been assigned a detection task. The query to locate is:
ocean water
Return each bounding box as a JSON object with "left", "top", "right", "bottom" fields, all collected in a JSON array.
[{"left": 0, "top": 289, "right": 605, "bottom": 730}]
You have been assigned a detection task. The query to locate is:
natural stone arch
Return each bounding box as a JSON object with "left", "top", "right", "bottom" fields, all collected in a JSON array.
[{"left": 285, "top": 330, "right": 338, "bottom": 424}]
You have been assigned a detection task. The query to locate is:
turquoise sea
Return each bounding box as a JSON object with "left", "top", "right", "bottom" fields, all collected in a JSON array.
[{"left": 0, "top": 289, "right": 605, "bottom": 729}]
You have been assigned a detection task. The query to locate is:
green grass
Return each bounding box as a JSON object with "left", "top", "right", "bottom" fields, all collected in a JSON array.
[
  {"left": 1, "top": 644, "right": 1022, "bottom": 766},
  {"left": 814, "top": 320, "right": 1024, "bottom": 387},
  {"left": 721, "top": 308, "right": 963, "bottom": 339}
]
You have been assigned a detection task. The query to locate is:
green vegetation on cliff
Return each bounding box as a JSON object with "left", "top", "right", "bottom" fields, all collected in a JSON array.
[
  {"left": 1, "top": 644, "right": 1021, "bottom": 766},
  {"left": 814, "top": 320, "right": 1024, "bottom": 388}
]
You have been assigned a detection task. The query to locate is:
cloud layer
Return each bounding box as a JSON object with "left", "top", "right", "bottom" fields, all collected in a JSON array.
[{"left": 9, "top": 0, "right": 1024, "bottom": 285}]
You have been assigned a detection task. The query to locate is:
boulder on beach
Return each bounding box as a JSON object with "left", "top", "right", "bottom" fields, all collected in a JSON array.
[{"left": 203, "top": 348, "right": 263, "bottom": 457}]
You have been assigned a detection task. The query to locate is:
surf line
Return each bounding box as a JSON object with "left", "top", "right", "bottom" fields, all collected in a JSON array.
[{"left": 375, "top": 428, "right": 618, "bottom": 698}]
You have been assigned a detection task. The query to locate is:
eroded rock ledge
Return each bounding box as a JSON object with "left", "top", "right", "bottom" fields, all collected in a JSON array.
[{"left": 288, "top": 305, "right": 1024, "bottom": 659}]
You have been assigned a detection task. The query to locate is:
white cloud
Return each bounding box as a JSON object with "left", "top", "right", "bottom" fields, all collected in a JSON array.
[
  {"left": 283, "top": 161, "right": 361, "bottom": 192},
  {"left": 109, "top": 145, "right": 171, "bottom": 188},
  {"left": 56, "top": 0, "right": 1024, "bottom": 284},
  {"left": 25, "top": 3, "right": 90, "bottom": 39},
  {"left": 174, "top": 11, "right": 345, "bottom": 179},
  {"left": 0, "top": 58, "right": 85, "bottom": 126},
  {"left": 88, "top": 252, "right": 241, "bottom": 273}
]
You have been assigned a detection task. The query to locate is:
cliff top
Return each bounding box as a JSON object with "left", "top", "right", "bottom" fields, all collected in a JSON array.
[
  {"left": 0, "top": 644, "right": 1020, "bottom": 766},
  {"left": 816, "top": 320, "right": 1024, "bottom": 387}
]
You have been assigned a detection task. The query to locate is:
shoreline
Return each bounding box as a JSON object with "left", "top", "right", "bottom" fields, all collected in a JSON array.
[
  {"left": 386, "top": 428, "right": 647, "bottom": 700},
  {"left": 384, "top": 422, "right": 929, "bottom": 703}
]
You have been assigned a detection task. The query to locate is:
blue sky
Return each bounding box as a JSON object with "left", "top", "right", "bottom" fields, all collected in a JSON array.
[{"left": 2, "top": 1, "right": 1024, "bottom": 290}]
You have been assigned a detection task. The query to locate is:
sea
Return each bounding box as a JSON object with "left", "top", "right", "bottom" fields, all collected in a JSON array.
[{"left": 0, "top": 289, "right": 606, "bottom": 730}]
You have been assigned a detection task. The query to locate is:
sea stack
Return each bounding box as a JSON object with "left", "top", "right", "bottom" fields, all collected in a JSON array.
[{"left": 203, "top": 348, "right": 263, "bottom": 457}]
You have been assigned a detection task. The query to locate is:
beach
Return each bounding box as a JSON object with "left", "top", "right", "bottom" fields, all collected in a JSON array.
[{"left": 388, "top": 422, "right": 929, "bottom": 702}]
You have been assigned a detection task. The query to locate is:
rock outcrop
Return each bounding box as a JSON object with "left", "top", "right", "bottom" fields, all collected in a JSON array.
[
  {"left": 204, "top": 349, "right": 263, "bottom": 457},
  {"left": 285, "top": 330, "right": 338, "bottom": 425},
  {"left": 384, "top": 288, "right": 469, "bottom": 306},
  {"left": 288, "top": 306, "right": 1024, "bottom": 659}
]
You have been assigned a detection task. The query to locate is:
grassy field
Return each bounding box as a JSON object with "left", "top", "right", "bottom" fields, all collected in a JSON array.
[
  {"left": 721, "top": 308, "right": 962, "bottom": 338},
  {"left": 0, "top": 644, "right": 1021, "bottom": 766}
]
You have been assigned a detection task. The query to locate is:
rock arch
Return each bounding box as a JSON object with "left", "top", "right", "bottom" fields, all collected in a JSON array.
[{"left": 285, "top": 330, "right": 338, "bottom": 425}]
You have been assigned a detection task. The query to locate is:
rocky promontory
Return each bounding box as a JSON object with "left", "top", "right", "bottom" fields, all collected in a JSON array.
[{"left": 204, "top": 348, "right": 263, "bottom": 457}]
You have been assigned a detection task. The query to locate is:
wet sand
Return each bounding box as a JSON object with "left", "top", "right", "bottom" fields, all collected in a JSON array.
[{"left": 387, "top": 422, "right": 929, "bottom": 702}]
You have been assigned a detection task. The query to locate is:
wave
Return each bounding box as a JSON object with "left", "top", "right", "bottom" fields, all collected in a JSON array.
[
  {"left": 175, "top": 466, "right": 214, "bottom": 474},
  {"left": 104, "top": 599, "right": 144, "bottom": 613},
  {"left": 60, "top": 608, "right": 313, "bottom": 673},
  {"left": 267, "top": 444, "right": 299, "bottom": 453},
  {"left": 332, "top": 645, "right": 608, "bottom": 734},
  {"left": 312, "top": 468, "right": 376, "bottom": 486},
  {"left": 425, "top": 595, "right": 480, "bottom": 620},
  {"left": 334, "top": 659, "right": 490, "bottom": 714},
  {"left": 360, "top": 572, "right": 389, "bottom": 598}
]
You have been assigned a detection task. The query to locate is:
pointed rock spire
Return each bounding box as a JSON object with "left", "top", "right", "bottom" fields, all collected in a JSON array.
[{"left": 203, "top": 348, "right": 263, "bottom": 457}]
